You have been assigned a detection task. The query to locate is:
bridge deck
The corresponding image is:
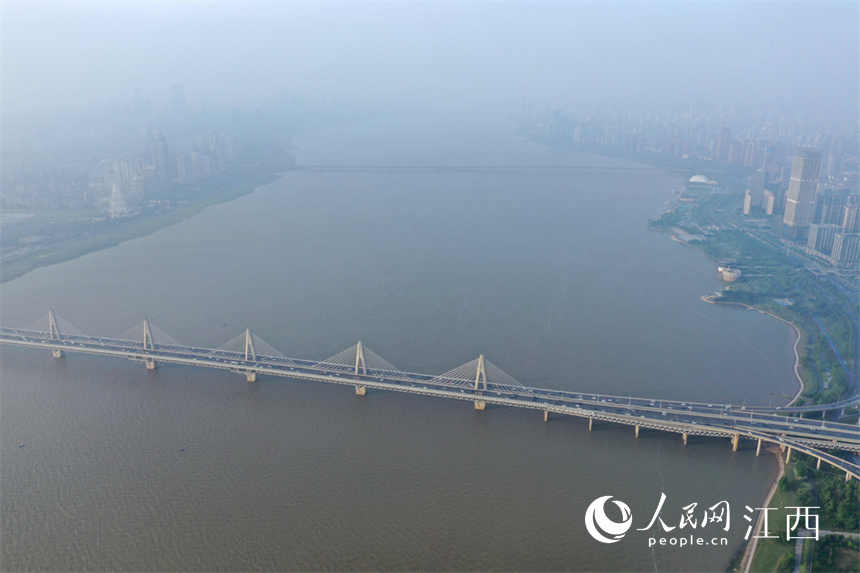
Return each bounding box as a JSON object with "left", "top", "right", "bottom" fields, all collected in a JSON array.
[{"left": 3, "top": 326, "right": 858, "bottom": 478}]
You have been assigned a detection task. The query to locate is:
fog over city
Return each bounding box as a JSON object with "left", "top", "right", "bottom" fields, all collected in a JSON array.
[
  {"left": 2, "top": 1, "right": 858, "bottom": 120},
  {"left": 3, "top": 3, "right": 860, "bottom": 572}
]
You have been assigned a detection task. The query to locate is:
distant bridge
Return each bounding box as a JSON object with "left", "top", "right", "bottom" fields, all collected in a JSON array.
[
  {"left": 3, "top": 311, "right": 859, "bottom": 480},
  {"left": 286, "top": 164, "right": 663, "bottom": 174}
]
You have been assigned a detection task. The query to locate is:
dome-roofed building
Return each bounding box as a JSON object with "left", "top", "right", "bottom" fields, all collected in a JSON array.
[{"left": 685, "top": 174, "right": 718, "bottom": 196}]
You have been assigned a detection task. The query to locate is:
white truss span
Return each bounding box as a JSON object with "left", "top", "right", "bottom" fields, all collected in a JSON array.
[{"left": 3, "top": 310, "right": 860, "bottom": 480}]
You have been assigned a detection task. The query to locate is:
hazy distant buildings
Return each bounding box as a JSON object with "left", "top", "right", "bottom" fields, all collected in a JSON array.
[
  {"left": 813, "top": 187, "right": 854, "bottom": 226},
  {"left": 782, "top": 149, "right": 822, "bottom": 240},
  {"left": 743, "top": 170, "right": 768, "bottom": 215},
  {"left": 150, "top": 130, "right": 170, "bottom": 183},
  {"left": 762, "top": 189, "right": 777, "bottom": 215},
  {"left": 715, "top": 127, "right": 732, "bottom": 161}
]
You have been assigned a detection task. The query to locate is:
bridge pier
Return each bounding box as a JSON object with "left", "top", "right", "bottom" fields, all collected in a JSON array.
[
  {"left": 588, "top": 417, "right": 593, "bottom": 431},
  {"left": 846, "top": 471, "right": 852, "bottom": 482},
  {"left": 635, "top": 425, "right": 640, "bottom": 438},
  {"left": 355, "top": 386, "right": 366, "bottom": 396},
  {"left": 474, "top": 401, "right": 486, "bottom": 411},
  {"left": 145, "top": 358, "right": 156, "bottom": 370},
  {"left": 756, "top": 438, "right": 762, "bottom": 456},
  {"left": 544, "top": 410, "right": 549, "bottom": 422},
  {"left": 52, "top": 349, "right": 63, "bottom": 359},
  {"left": 731, "top": 433, "right": 739, "bottom": 452},
  {"left": 682, "top": 433, "right": 688, "bottom": 446},
  {"left": 785, "top": 447, "right": 792, "bottom": 463},
  {"left": 246, "top": 372, "right": 256, "bottom": 382},
  {"left": 816, "top": 458, "right": 822, "bottom": 470}
]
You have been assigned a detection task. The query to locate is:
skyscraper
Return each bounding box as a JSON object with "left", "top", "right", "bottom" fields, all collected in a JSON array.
[
  {"left": 715, "top": 127, "right": 732, "bottom": 161},
  {"left": 150, "top": 130, "right": 169, "bottom": 183},
  {"left": 782, "top": 149, "right": 821, "bottom": 239}
]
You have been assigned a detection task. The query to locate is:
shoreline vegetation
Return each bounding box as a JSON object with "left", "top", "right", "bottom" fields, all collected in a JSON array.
[
  {"left": 530, "top": 136, "right": 857, "bottom": 570},
  {"left": 4, "top": 125, "right": 856, "bottom": 572},
  {"left": 648, "top": 166, "right": 860, "bottom": 573},
  {"left": 659, "top": 210, "right": 854, "bottom": 408}
]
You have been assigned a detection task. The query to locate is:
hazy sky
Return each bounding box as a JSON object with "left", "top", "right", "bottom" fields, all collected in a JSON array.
[{"left": 2, "top": 1, "right": 858, "bottom": 117}]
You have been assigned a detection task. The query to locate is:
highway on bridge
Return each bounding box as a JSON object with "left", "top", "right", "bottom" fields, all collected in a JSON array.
[{"left": 3, "top": 313, "right": 858, "bottom": 479}]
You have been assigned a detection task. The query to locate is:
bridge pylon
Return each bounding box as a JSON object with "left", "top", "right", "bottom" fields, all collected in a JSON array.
[
  {"left": 142, "top": 318, "right": 156, "bottom": 369},
  {"left": 354, "top": 341, "right": 367, "bottom": 395},
  {"left": 244, "top": 329, "right": 256, "bottom": 361},
  {"left": 49, "top": 309, "right": 63, "bottom": 358},
  {"left": 143, "top": 318, "right": 155, "bottom": 350},
  {"left": 354, "top": 341, "right": 367, "bottom": 375},
  {"left": 243, "top": 329, "right": 257, "bottom": 381},
  {"left": 474, "top": 355, "right": 487, "bottom": 390},
  {"left": 474, "top": 354, "right": 487, "bottom": 410}
]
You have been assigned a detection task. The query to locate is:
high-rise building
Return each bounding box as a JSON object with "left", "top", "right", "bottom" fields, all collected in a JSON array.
[
  {"left": 782, "top": 149, "right": 822, "bottom": 240},
  {"left": 715, "top": 127, "right": 732, "bottom": 161},
  {"left": 806, "top": 224, "right": 839, "bottom": 255},
  {"left": 743, "top": 170, "right": 767, "bottom": 214},
  {"left": 830, "top": 233, "right": 860, "bottom": 266},
  {"left": 762, "top": 189, "right": 776, "bottom": 215},
  {"left": 812, "top": 187, "right": 853, "bottom": 226},
  {"left": 150, "top": 130, "right": 169, "bottom": 183},
  {"left": 842, "top": 195, "right": 860, "bottom": 233}
]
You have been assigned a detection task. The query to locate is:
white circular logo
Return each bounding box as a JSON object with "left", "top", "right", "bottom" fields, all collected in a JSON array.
[{"left": 585, "top": 495, "right": 633, "bottom": 543}]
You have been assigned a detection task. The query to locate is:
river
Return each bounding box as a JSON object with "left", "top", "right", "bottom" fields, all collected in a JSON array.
[{"left": 1, "top": 113, "right": 799, "bottom": 571}]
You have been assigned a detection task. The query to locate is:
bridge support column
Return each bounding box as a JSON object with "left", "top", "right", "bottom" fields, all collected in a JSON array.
[
  {"left": 246, "top": 372, "right": 256, "bottom": 382},
  {"left": 52, "top": 349, "right": 63, "bottom": 359},
  {"left": 588, "top": 417, "right": 593, "bottom": 431},
  {"left": 474, "top": 401, "right": 486, "bottom": 411},
  {"left": 682, "top": 433, "right": 688, "bottom": 446},
  {"left": 785, "top": 447, "right": 792, "bottom": 463},
  {"left": 816, "top": 458, "right": 821, "bottom": 470},
  {"left": 779, "top": 444, "right": 786, "bottom": 453},
  {"left": 756, "top": 439, "right": 762, "bottom": 456},
  {"left": 544, "top": 410, "right": 549, "bottom": 422},
  {"left": 145, "top": 358, "right": 156, "bottom": 370},
  {"left": 731, "top": 433, "right": 739, "bottom": 452},
  {"left": 635, "top": 425, "right": 640, "bottom": 438},
  {"left": 355, "top": 386, "right": 366, "bottom": 396},
  {"left": 846, "top": 471, "right": 851, "bottom": 482}
]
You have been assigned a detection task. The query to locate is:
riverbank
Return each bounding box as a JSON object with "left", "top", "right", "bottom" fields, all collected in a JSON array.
[
  {"left": 740, "top": 445, "right": 787, "bottom": 572},
  {"left": 0, "top": 169, "right": 279, "bottom": 284},
  {"left": 700, "top": 294, "right": 805, "bottom": 406}
]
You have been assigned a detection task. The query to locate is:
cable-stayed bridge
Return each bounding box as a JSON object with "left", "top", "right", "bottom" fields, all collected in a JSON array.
[{"left": 3, "top": 310, "right": 859, "bottom": 480}]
